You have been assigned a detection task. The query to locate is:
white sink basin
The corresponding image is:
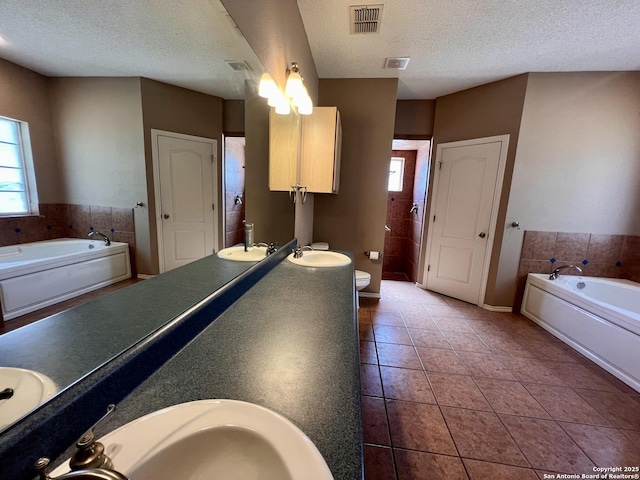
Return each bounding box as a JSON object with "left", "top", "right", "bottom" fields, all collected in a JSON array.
[
  {"left": 53, "top": 399, "right": 334, "bottom": 480},
  {"left": 287, "top": 250, "right": 351, "bottom": 268},
  {"left": 217, "top": 245, "right": 268, "bottom": 262},
  {"left": 0, "top": 367, "right": 58, "bottom": 429}
]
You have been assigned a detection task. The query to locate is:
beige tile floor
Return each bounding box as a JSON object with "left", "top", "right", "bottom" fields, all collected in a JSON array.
[{"left": 360, "top": 280, "right": 640, "bottom": 480}]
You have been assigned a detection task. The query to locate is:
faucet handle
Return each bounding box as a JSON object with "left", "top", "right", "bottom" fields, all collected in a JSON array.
[{"left": 70, "top": 404, "right": 116, "bottom": 470}]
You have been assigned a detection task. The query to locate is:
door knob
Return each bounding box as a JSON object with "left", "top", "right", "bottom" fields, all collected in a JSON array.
[
  {"left": 163, "top": 214, "right": 170, "bottom": 219},
  {"left": 478, "top": 232, "right": 486, "bottom": 238}
]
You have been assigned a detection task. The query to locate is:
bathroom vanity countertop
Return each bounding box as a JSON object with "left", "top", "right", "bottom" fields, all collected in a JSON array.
[
  {"left": 0, "top": 254, "right": 256, "bottom": 389},
  {"left": 1, "top": 245, "right": 295, "bottom": 479},
  {"left": 96, "top": 258, "right": 362, "bottom": 479}
]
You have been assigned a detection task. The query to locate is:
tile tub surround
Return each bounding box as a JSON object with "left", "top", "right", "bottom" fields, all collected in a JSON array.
[
  {"left": 514, "top": 231, "right": 640, "bottom": 311},
  {"left": 0, "top": 203, "right": 136, "bottom": 248},
  {"left": 360, "top": 280, "right": 640, "bottom": 479},
  {"left": 0, "top": 241, "right": 296, "bottom": 479}
]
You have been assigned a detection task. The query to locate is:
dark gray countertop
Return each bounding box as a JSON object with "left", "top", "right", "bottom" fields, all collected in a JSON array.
[
  {"left": 0, "top": 245, "right": 291, "bottom": 479},
  {"left": 0, "top": 254, "right": 253, "bottom": 389},
  {"left": 97, "top": 258, "right": 362, "bottom": 479}
]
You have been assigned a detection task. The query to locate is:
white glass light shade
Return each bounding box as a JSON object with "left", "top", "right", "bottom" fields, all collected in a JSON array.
[
  {"left": 298, "top": 95, "right": 313, "bottom": 115},
  {"left": 292, "top": 85, "right": 308, "bottom": 107},
  {"left": 258, "top": 73, "right": 277, "bottom": 99},
  {"left": 268, "top": 91, "right": 290, "bottom": 115},
  {"left": 267, "top": 93, "right": 280, "bottom": 107},
  {"left": 285, "top": 71, "right": 304, "bottom": 99},
  {"left": 275, "top": 100, "right": 291, "bottom": 115}
]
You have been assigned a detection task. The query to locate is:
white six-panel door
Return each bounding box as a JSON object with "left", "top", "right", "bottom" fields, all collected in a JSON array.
[
  {"left": 425, "top": 136, "right": 509, "bottom": 305},
  {"left": 152, "top": 130, "right": 217, "bottom": 272}
]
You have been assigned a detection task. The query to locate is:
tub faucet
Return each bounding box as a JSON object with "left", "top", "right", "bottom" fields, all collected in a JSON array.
[
  {"left": 549, "top": 264, "right": 583, "bottom": 280},
  {"left": 293, "top": 245, "right": 313, "bottom": 258},
  {"left": 88, "top": 231, "right": 110, "bottom": 246}
]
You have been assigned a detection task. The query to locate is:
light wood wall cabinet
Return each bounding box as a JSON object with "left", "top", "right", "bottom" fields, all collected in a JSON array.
[
  {"left": 269, "top": 109, "right": 300, "bottom": 191},
  {"left": 269, "top": 106, "right": 342, "bottom": 194}
]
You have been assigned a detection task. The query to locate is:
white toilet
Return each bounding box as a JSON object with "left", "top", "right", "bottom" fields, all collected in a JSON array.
[
  {"left": 355, "top": 270, "right": 371, "bottom": 292},
  {"left": 311, "top": 242, "right": 371, "bottom": 307},
  {"left": 355, "top": 270, "right": 372, "bottom": 308}
]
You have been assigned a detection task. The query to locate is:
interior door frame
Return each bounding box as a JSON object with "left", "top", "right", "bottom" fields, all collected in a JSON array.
[
  {"left": 423, "top": 134, "right": 510, "bottom": 306},
  {"left": 151, "top": 129, "right": 218, "bottom": 273}
]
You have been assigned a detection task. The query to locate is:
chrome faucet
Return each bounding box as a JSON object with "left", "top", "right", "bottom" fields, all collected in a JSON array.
[
  {"left": 293, "top": 244, "right": 313, "bottom": 258},
  {"left": 88, "top": 231, "right": 111, "bottom": 246},
  {"left": 255, "top": 242, "right": 278, "bottom": 256},
  {"left": 549, "top": 264, "right": 583, "bottom": 280},
  {"left": 34, "top": 405, "right": 129, "bottom": 480},
  {"left": 243, "top": 221, "right": 254, "bottom": 252}
]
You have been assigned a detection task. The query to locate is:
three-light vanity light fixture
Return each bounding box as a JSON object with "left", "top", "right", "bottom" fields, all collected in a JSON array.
[{"left": 258, "top": 62, "right": 313, "bottom": 115}]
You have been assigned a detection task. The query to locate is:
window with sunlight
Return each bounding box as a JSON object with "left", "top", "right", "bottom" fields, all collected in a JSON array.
[
  {"left": 388, "top": 156, "right": 405, "bottom": 192},
  {"left": 0, "top": 116, "right": 32, "bottom": 215}
]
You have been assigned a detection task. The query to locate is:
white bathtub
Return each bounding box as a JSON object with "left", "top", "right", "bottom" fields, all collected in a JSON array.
[
  {"left": 521, "top": 273, "right": 640, "bottom": 392},
  {"left": 0, "top": 239, "right": 131, "bottom": 320}
]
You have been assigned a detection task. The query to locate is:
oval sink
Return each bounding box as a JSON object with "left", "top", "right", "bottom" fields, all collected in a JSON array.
[
  {"left": 0, "top": 367, "right": 58, "bottom": 429},
  {"left": 217, "top": 245, "right": 268, "bottom": 262},
  {"left": 53, "top": 399, "right": 334, "bottom": 480},
  {"left": 287, "top": 250, "right": 351, "bottom": 268}
]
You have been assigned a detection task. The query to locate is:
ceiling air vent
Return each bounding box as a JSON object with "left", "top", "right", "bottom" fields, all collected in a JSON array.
[
  {"left": 384, "top": 57, "right": 410, "bottom": 70},
  {"left": 350, "top": 4, "right": 383, "bottom": 34},
  {"left": 225, "top": 60, "right": 252, "bottom": 71}
]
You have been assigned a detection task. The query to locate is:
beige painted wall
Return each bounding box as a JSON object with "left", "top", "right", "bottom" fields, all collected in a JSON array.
[
  {"left": 48, "top": 77, "right": 149, "bottom": 272},
  {"left": 140, "top": 78, "right": 224, "bottom": 273},
  {"left": 224, "top": 100, "right": 245, "bottom": 136},
  {"left": 244, "top": 83, "right": 295, "bottom": 246},
  {"left": 395, "top": 100, "right": 436, "bottom": 138},
  {"left": 0, "top": 58, "right": 61, "bottom": 203},
  {"left": 431, "top": 74, "right": 529, "bottom": 306},
  {"left": 495, "top": 72, "right": 640, "bottom": 306},
  {"left": 49, "top": 78, "right": 146, "bottom": 208},
  {"left": 315, "top": 78, "right": 399, "bottom": 294}
]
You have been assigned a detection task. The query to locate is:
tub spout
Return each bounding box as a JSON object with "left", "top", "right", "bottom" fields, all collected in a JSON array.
[
  {"left": 88, "top": 231, "right": 110, "bottom": 246},
  {"left": 549, "top": 264, "right": 582, "bottom": 280}
]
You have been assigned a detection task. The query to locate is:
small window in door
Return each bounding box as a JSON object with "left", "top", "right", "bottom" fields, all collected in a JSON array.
[{"left": 388, "top": 157, "right": 405, "bottom": 192}]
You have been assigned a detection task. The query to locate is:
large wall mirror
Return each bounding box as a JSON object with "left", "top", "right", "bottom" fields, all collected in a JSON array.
[{"left": 0, "top": 0, "right": 296, "bottom": 434}]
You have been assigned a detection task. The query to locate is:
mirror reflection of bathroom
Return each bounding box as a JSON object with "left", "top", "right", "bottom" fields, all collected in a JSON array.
[
  {"left": 382, "top": 139, "right": 431, "bottom": 282},
  {"left": 223, "top": 136, "right": 246, "bottom": 248}
]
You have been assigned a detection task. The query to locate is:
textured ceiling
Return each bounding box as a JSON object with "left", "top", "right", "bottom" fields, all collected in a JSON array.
[
  {"left": 2, "top": 1, "right": 639, "bottom": 101},
  {"left": 0, "top": 0, "right": 262, "bottom": 100},
  {"left": 297, "top": 0, "right": 640, "bottom": 99}
]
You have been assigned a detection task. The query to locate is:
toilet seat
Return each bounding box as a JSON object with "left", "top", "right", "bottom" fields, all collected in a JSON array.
[
  {"left": 355, "top": 270, "right": 371, "bottom": 289},
  {"left": 355, "top": 270, "right": 371, "bottom": 281}
]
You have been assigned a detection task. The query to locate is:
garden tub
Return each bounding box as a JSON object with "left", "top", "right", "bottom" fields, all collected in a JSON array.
[
  {"left": 521, "top": 273, "right": 640, "bottom": 392},
  {"left": 0, "top": 239, "right": 131, "bottom": 320}
]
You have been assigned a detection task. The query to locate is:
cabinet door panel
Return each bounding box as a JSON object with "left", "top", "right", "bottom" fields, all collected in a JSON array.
[
  {"left": 300, "top": 107, "right": 338, "bottom": 193},
  {"left": 269, "top": 109, "right": 300, "bottom": 191}
]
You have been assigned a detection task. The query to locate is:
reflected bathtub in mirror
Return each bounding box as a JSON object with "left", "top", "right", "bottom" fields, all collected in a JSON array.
[{"left": 0, "top": 239, "right": 131, "bottom": 320}]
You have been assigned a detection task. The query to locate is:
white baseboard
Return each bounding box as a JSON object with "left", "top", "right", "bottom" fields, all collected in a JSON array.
[
  {"left": 482, "top": 304, "right": 512, "bottom": 313},
  {"left": 359, "top": 292, "right": 381, "bottom": 299},
  {"left": 136, "top": 274, "right": 156, "bottom": 280}
]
